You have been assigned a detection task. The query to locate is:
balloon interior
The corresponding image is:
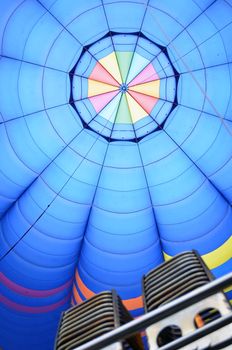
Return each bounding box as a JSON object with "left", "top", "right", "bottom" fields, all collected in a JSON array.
[{"left": 0, "top": 1, "right": 232, "bottom": 349}]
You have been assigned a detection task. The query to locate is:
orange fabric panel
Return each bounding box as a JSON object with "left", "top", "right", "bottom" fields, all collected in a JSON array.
[
  {"left": 122, "top": 296, "right": 143, "bottom": 310},
  {"left": 75, "top": 270, "right": 95, "bottom": 299},
  {"left": 72, "top": 282, "right": 83, "bottom": 304},
  {"left": 76, "top": 270, "right": 143, "bottom": 310}
]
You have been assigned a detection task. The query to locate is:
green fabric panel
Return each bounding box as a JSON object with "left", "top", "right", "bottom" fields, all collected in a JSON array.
[
  {"left": 116, "top": 51, "right": 133, "bottom": 82},
  {"left": 115, "top": 93, "right": 132, "bottom": 124}
]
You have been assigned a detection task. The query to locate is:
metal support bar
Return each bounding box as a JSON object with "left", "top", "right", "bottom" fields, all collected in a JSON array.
[
  {"left": 73, "top": 272, "right": 232, "bottom": 350},
  {"left": 158, "top": 313, "right": 232, "bottom": 350}
]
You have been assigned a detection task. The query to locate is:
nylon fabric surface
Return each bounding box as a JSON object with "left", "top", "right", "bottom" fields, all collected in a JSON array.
[{"left": 0, "top": 1, "right": 232, "bottom": 349}]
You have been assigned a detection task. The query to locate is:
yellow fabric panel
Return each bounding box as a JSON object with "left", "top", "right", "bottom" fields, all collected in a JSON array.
[
  {"left": 163, "top": 252, "right": 171, "bottom": 261},
  {"left": 202, "top": 235, "right": 232, "bottom": 269},
  {"left": 88, "top": 79, "right": 118, "bottom": 97},
  {"left": 126, "top": 93, "right": 147, "bottom": 123},
  {"left": 224, "top": 286, "right": 232, "bottom": 293},
  {"left": 163, "top": 235, "right": 232, "bottom": 270},
  {"left": 99, "top": 52, "right": 122, "bottom": 84},
  {"left": 129, "top": 80, "right": 160, "bottom": 98}
]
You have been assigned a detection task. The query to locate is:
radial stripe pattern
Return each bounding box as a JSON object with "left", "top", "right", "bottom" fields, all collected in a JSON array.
[{"left": 72, "top": 33, "right": 176, "bottom": 140}]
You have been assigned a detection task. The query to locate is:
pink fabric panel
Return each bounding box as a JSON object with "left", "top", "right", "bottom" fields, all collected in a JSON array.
[
  {"left": 0, "top": 293, "right": 71, "bottom": 313},
  {"left": 129, "top": 63, "right": 159, "bottom": 86},
  {"left": 89, "top": 62, "right": 119, "bottom": 85},
  {"left": 89, "top": 90, "right": 119, "bottom": 113},
  {"left": 128, "top": 90, "right": 158, "bottom": 114},
  {"left": 0, "top": 272, "right": 72, "bottom": 298}
]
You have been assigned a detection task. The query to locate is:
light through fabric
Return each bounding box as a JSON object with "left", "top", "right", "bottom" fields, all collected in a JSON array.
[
  {"left": 0, "top": 1, "right": 232, "bottom": 349},
  {"left": 71, "top": 33, "right": 177, "bottom": 140}
]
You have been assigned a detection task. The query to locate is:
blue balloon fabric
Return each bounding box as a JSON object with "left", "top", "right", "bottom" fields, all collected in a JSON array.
[{"left": 0, "top": 1, "right": 232, "bottom": 349}]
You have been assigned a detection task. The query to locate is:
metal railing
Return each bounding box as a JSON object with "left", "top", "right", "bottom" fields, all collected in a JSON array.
[{"left": 73, "top": 272, "right": 232, "bottom": 350}]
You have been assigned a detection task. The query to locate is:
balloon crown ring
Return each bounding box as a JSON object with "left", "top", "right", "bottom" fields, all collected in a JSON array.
[{"left": 69, "top": 31, "right": 179, "bottom": 142}]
